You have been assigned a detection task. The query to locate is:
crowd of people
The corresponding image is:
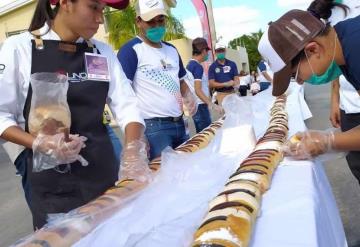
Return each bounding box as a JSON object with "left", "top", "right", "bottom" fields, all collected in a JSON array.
[{"left": 0, "top": 0, "right": 359, "bottom": 234}]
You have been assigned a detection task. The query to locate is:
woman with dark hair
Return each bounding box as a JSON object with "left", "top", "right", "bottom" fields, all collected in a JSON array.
[
  {"left": 0, "top": 0, "right": 149, "bottom": 229},
  {"left": 258, "top": 1, "right": 360, "bottom": 167}
]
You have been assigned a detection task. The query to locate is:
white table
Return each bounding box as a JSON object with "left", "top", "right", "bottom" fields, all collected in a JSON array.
[{"left": 75, "top": 84, "right": 347, "bottom": 247}]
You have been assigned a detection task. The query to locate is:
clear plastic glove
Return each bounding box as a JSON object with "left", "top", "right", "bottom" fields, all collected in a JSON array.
[
  {"left": 182, "top": 90, "right": 198, "bottom": 116},
  {"left": 32, "top": 133, "right": 88, "bottom": 172},
  {"left": 209, "top": 102, "right": 224, "bottom": 115},
  {"left": 119, "top": 139, "right": 153, "bottom": 183},
  {"left": 283, "top": 130, "right": 335, "bottom": 160}
]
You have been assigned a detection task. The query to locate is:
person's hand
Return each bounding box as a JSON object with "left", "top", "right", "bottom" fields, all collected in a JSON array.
[
  {"left": 183, "top": 90, "right": 198, "bottom": 116},
  {"left": 329, "top": 101, "right": 341, "bottom": 128},
  {"left": 32, "top": 133, "right": 88, "bottom": 171},
  {"left": 283, "top": 130, "right": 335, "bottom": 160},
  {"left": 209, "top": 103, "right": 224, "bottom": 115},
  {"left": 224, "top": 80, "right": 235, "bottom": 87},
  {"left": 119, "top": 139, "right": 153, "bottom": 183}
]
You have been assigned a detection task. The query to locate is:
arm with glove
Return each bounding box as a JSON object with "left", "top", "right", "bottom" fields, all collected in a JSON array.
[
  {"left": 1, "top": 126, "right": 87, "bottom": 171},
  {"left": 284, "top": 126, "right": 360, "bottom": 160},
  {"left": 181, "top": 79, "right": 198, "bottom": 116}
]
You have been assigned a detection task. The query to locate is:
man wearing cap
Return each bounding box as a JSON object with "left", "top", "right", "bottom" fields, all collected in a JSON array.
[
  {"left": 208, "top": 44, "right": 239, "bottom": 105},
  {"left": 257, "top": 59, "right": 273, "bottom": 92},
  {"left": 118, "top": 0, "right": 197, "bottom": 160},
  {"left": 257, "top": 2, "right": 360, "bottom": 168},
  {"left": 186, "top": 38, "right": 223, "bottom": 133}
]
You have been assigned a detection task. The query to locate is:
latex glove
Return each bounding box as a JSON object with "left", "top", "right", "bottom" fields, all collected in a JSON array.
[
  {"left": 119, "top": 139, "right": 152, "bottom": 183},
  {"left": 32, "top": 133, "right": 88, "bottom": 172},
  {"left": 183, "top": 90, "right": 198, "bottom": 116},
  {"left": 209, "top": 102, "right": 224, "bottom": 115},
  {"left": 283, "top": 130, "right": 335, "bottom": 160}
]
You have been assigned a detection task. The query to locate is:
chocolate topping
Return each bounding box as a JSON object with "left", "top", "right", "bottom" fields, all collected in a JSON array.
[
  {"left": 199, "top": 216, "right": 227, "bottom": 229},
  {"left": 218, "top": 188, "right": 256, "bottom": 198},
  {"left": 210, "top": 201, "right": 254, "bottom": 214},
  {"left": 240, "top": 163, "right": 269, "bottom": 170},
  {"left": 225, "top": 179, "right": 259, "bottom": 187},
  {"left": 229, "top": 169, "right": 267, "bottom": 179}
]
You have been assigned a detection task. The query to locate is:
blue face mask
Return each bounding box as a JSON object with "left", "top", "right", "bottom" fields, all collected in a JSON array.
[
  {"left": 216, "top": 53, "right": 225, "bottom": 60},
  {"left": 305, "top": 61, "right": 342, "bottom": 85},
  {"left": 304, "top": 33, "right": 342, "bottom": 85},
  {"left": 146, "top": 26, "right": 166, "bottom": 43},
  {"left": 204, "top": 54, "right": 209, "bottom": 62}
]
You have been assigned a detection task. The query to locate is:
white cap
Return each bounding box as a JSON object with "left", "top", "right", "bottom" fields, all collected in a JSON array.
[
  {"left": 135, "top": 0, "right": 168, "bottom": 22},
  {"left": 215, "top": 43, "right": 226, "bottom": 50}
]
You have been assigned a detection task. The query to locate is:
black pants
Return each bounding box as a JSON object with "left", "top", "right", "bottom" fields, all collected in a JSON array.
[
  {"left": 239, "top": 86, "right": 247, "bottom": 96},
  {"left": 340, "top": 110, "right": 360, "bottom": 184}
]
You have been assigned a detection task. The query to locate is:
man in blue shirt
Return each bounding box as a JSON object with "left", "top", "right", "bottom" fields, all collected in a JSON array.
[
  {"left": 208, "top": 43, "right": 239, "bottom": 105},
  {"left": 257, "top": 59, "right": 273, "bottom": 92},
  {"left": 186, "top": 38, "right": 223, "bottom": 133}
]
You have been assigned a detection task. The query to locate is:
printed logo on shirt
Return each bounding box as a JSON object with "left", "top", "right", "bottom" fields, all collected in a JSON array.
[
  {"left": 0, "top": 64, "right": 5, "bottom": 74},
  {"left": 67, "top": 72, "right": 88, "bottom": 83},
  {"left": 223, "top": 66, "right": 231, "bottom": 73},
  {"left": 215, "top": 68, "right": 221, "bottom": 73}
]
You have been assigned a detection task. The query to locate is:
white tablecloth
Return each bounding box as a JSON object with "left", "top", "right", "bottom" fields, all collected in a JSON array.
[{"left": 75, "top": 84, "right": 347, "bottom": 247}]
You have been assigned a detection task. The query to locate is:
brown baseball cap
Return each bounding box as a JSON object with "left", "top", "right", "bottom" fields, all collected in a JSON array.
[
  {"left": 192, "top": 38, "right": 210, "bottom": 52},
  {"left": 258, "top": 10, "right": 325, "bottom": 96}
]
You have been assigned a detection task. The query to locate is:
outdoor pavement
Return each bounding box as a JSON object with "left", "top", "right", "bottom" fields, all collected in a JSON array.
[{"left": 0, "top": 83, "right": 360, "bottom": 246}]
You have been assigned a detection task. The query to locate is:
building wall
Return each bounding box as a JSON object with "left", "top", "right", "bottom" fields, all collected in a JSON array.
[
  {"left": 0, "top": 2, "right": 108, "bottom": 44},
  {"left": 0, "top": 1, "right": 35, "bottom": 42}
]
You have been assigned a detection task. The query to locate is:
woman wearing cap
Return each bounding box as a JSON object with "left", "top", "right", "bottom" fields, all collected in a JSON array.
[
  {"left": 258, "top": 1, "right": 360, "bottom": 161},
  {"left": 0, "top": 0, "right": 149, "bottom": 229}
]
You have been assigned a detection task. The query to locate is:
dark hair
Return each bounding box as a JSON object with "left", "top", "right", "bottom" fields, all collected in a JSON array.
[
  {"left": 28, "top": 0, "right": 76, "bottom": 32},
  {"left": 307, "top": 0, "right": 349, "bottom": 21},
  {"left": 192, "top": 47, "right": 202, "bottom": 56}
]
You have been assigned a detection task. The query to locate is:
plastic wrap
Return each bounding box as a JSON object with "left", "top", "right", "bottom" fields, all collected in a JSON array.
[
  {"left": 28, "top": 73, "right": 71, "bottom": 137},
  {"left": 73, "top": 97, "right": 256, "bottom": 247},
  {"left": 28, "top": 72, "right": 88, "bottom": 172}
]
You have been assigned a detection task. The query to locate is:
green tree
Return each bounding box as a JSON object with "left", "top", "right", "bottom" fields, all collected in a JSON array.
[
  {"left": 105, "top": 6, "right": 186, "bottom": 50},
  {"left": 229, "top": 30, "right": 264, "bottom": 72}
]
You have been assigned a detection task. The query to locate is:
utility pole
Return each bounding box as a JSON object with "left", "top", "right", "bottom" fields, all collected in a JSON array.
[{"left": 206, "top": 0, "right": 217, "bottom": 50}]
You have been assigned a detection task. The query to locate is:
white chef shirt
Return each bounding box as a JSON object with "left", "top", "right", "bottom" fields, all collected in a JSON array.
[{"left": 0, "top": 24, "right": 144, "bottom": 137}]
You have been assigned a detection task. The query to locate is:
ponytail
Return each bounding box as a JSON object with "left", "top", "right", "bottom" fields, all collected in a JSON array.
[
  {"left": 307, "top": 0, "right": 349, "bottom": 20},
  {"left": 28, "top": 0, "right": 60, "bottom": 32}
]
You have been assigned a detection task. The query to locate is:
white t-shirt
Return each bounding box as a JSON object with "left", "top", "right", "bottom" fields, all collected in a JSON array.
[
  {"left": 257, "top": 60, "right": 273, "bottom": 83},
  {"left": 186, "top": 59, "right": 210, "bottom": 105},
  {"left": 339, "top": 75, "right": 360, "bottom": 114},
  {"left": 239, "top": 75, "right": 252, "bottom": 86},
  {"left": 118, "top": 37, "right": 187, "bottom": 119}
]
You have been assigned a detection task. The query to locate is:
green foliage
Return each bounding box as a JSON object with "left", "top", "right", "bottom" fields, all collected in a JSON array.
[
  {"left": 105, "top": 6, "right": 186, "bottom": 50},
  {"left": 229, "top": 30, "right": 264, "bottom": 72}
]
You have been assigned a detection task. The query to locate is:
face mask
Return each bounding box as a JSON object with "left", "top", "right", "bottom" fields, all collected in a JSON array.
[
  {"left": 146, "top": 26, "right": 166, "bottom": 43},
  {"left": 216, "top": 53, "right": 225, "bottom": 60},
  {"left": 305, "top": 34, "right": 342, "bottom": 85},
  {"left": 204, "top": 54, "right": 209, "bottom": 62},
  {"left": 305, "top": 61, "right": 342, "bottom": 85}
]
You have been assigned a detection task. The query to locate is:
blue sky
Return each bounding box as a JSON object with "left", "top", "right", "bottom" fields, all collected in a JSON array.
[{"left": 172, "top": 0, "right": 313, "bottom": 43}]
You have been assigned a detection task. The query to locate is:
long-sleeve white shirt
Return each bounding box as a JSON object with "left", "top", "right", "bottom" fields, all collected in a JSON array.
[{"left": 0, "top": 25, "right": 144, "bottom": 161}]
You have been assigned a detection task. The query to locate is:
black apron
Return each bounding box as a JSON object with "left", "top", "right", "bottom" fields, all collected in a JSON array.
[{"left": 24, "top": 38, "right": 117, "bottom": 229}]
